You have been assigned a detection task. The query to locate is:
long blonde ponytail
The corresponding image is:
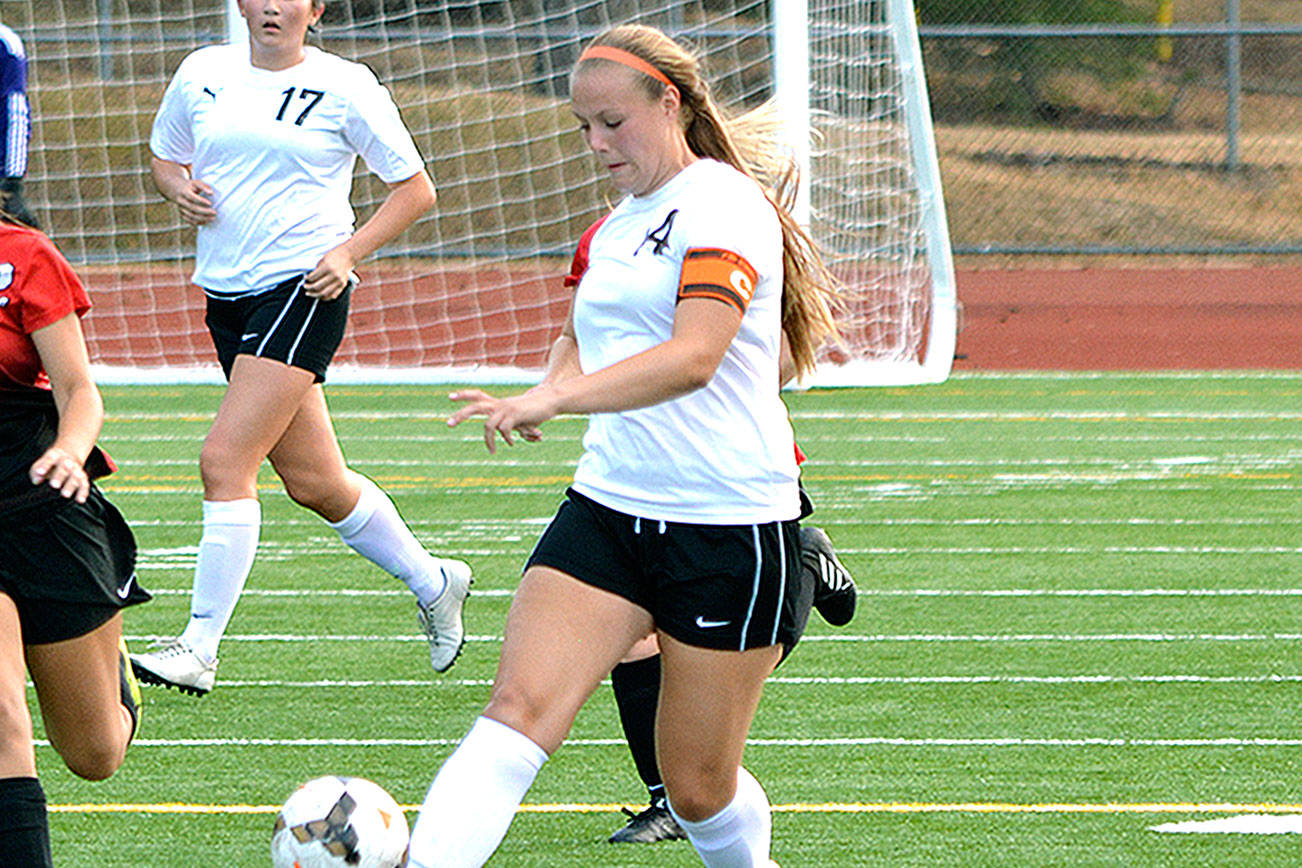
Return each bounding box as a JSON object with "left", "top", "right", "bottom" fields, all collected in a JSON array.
[{"left": 577, "top": 25, "right": 842, "bottom": 377}]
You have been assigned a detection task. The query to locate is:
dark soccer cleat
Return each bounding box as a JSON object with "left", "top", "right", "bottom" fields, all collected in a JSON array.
[
  {"left": 118, "top": 637, "right": 142, "bottom": 742},
  {"left": 799, "top": 525, "right": 858, "bottom": 627},
  {"left": 608, "top": 800, "right": 686, "bottom": 844}
]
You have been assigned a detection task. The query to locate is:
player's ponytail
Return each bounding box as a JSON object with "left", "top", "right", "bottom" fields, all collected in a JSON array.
[{"left": 577, "top": 24, "right": 842, "bottom": 378}]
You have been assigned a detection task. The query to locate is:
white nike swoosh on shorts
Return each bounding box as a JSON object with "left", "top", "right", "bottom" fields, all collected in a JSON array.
[
  {"left": 241, "top": 332, "right": 259, "bottom": 341},
  {"left": 695, "top": 616, "right": 730, "bottom": 629}
]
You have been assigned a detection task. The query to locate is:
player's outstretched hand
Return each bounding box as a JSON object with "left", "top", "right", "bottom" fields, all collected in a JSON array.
[
  {"left": 29, "top": 446, "right": 90, "bottom": 503},
  {"left": 449, "top": 388, "right": 551, "bottom": 454}
]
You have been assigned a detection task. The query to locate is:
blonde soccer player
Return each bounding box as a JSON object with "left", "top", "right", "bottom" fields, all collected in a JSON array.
[
  {"left": 410, "top": 23, "right": 841, "bottom": 867},
  {"left": 131, "top": 0, "right": 469, "bottom": 695},
  {"left": 562, "top": 216, "right": 859, "bottom": 846}
]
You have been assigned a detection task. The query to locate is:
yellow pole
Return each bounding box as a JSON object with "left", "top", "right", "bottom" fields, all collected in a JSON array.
[{"left": 1156, "top": 0, "right": 1175, "bottom": 62}]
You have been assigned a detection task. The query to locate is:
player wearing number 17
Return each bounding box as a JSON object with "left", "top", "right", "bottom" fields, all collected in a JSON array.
[{"left": 132, "top": 0, "right": 471, "bottom": 695}]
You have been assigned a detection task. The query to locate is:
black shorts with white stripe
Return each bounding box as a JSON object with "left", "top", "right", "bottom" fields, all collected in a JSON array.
[
  {"left": 204, "top": 274, "right": 352, "bottom": 383},
  {"left": 526, "top": 488, "right": 803, "bottom": 652}
]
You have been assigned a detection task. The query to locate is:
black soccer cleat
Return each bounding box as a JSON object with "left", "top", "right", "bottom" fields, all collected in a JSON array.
[
  {"left": 800, "top": 525, "right": 858, "bottom": 627},
  {"left": 608, "top": 800, "right": 687, "bottom": 844},
  {"left": 118, "top": 638, "right": 142, "bottom": 743}
]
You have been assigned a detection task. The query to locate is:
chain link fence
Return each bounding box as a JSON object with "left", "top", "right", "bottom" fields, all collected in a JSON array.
[{"left": 917, "top": 0, "right": 1302, "bottom": 254}]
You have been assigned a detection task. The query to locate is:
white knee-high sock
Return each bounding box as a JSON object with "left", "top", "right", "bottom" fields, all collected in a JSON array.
[
  {"left": 670, "top": 767, "right": 773, "bottom": 868},
  {"left": 327, "top": 476, "right": 447, "bottom": 606},
  {"left": 408, "top": 716, "right": 549, "bottom": 868},
  {"left": 179, "top": 499, "right": 261, "bottom": 663}
]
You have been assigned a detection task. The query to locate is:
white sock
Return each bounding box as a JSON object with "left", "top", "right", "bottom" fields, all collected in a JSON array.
[
  {"left": 408, "top": 716, "right": 549, "bottom": 868},
  {"left": 670, "top": 767, "right": 772, "bottom": 868},
  {"left": 327, "top": 476, "right": 447, "bottom": 606},
  {"left": 178, "top": 499, "right": 261, "bottom": 663}
]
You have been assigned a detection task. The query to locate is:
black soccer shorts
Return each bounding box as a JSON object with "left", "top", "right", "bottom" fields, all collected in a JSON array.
[
  {"left": 0, "top": 484, "right": 149, "bottom": 644},
  {"left": 205, "top": 274, "right": 353, "bottom": 383},
  {"left": 526, "top": 488, "right": 803, "bottom": 652}
]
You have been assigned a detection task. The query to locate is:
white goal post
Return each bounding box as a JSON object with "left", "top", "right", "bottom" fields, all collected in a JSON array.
[
  {"left": 781, "top": 0, "right": 957, "bottom": 387},
  {"left": 23, "top": 0, "right": 954, "bottom": 387}
]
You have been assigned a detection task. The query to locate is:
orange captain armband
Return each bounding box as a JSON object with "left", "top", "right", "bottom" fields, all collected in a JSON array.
[{"left": 676, "top": 248, "right": 759, "bottom": 315}]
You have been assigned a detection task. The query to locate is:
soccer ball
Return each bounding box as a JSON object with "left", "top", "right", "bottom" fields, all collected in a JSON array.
[{"left": 271, "top": 776, "right": 409, "bottom": 868}]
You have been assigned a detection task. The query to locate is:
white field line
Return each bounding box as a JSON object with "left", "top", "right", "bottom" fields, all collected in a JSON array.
[
  {"left": 797, "top": 633, "right": 1302, "bottom": 643},
  {"left": 93, "top": 455, "right": 1302, "bottom": 469},
  {"left": 50, "top": 801, "right": 1302, "bottom": 816},
  {"left": 104, "top": 432, "right": 1302, "bottom": 446},
  {"left": 855, "top": 547, "right": 1302, "bottom": 555},
  {"left": 139, "top": 586, "right": 1302, "bottom": 599},
  {"left": 812, "top": 434, "right": 1302, "bottom": 443},
  {"left": 130, "top": 544, "right": 1302, "bottom": 571},
  {"left": 37, "top": 736, "right": 1302, "bottom": 749},
  {"left": 790, "top": 410, "right": 1302, "bottom": 421},
  {"left": 33, "top": 674, "right": 1296, "bottom": 692},
  {"left": 141, "top": 674, "right": 1302, "bottom": 689},
  {"left": 863, "top": 587, "right": 1302, "bottom": 597},
  {"left": 945, "top": 370, "right": 1302, "bottom": 379},
  {"left": 126, "top": 632, "right": 1302, "bottom": 644},
  {"left": 120, "top": 516, "right": 1302, "bottom": 529},
  {"left": 1151, "top": 814, "right": 1302, "bottom": 834},
  {"left": 101, "top": 483, "right": 1302, "bottom": 497},
  {"left": 107, "top": 409, "right": 1302, "bottom": 423},
  {"left": 102, "top": 480, "right": 1302, "bottom": 497}
]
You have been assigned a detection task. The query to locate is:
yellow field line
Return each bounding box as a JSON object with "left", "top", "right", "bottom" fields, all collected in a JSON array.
[{"left": 48, "top": 802, "right": 1302, "bottom": 816}]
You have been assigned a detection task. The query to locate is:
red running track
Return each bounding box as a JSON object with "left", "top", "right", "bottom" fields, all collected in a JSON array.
[{"left": 79, "top": 266, "right": 1302, "bottom": 372}]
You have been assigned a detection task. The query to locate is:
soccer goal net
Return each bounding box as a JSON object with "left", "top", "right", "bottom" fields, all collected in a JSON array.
[{"left": 22, "top": 0, "right": 954, "bottom": 386}]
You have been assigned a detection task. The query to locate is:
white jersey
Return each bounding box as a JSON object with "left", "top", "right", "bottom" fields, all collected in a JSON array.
[
  {"left": 570, "top": 159, "right": 799, "bottom": 524},
  {"left": 150, "top": 44, "right": 425, "bottom": 297}
]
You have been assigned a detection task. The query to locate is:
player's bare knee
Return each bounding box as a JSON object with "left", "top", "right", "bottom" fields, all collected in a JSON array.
[
  {"left": 661, "top": 763, "right": 735, "bottom": 822},
  {"left": 0, "top": 694, "right": 33, "bottom": 754},
  {"left": 199, "top": 440, "right": 244, "bottom": 493},
  {"left": 58, "top": 737, "right": 125, "bottom": 781},
  {"left": 663, "top": 783, "right": 723, "bottom": 823},
  {"left": 484, "top": 683, "right": 562, "bottom": 748},
  {"left": 273, "top": 463, "right": 348, "bottom": 517},
  {"left": 278, "top": 473, "right": 328, "bottom": 512}
]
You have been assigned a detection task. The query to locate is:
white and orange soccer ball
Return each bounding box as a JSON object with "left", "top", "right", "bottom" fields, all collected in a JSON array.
[{"left": 271, "top": 776, "right": 409, "bottom": 868}]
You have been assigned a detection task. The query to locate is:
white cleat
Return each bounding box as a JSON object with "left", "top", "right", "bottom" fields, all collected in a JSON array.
[
  {"left": 130, "top": 638, "right": 217, "bottom": 697},
  {"left": 417, "top": 559, "right": 472, "bottom": 672}
]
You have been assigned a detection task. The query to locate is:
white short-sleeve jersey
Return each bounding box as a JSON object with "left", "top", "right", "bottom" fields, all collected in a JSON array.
[
  {"left": 150, "top": 44, "right": 425, "bottom": 297},
  {"left": 570, "top": 159, "right": 799, "bottom": 524}
]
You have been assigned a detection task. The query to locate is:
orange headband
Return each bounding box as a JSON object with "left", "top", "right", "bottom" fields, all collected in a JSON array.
[{"left": 578, "top": 45, "right": 674, "bottom": 90}]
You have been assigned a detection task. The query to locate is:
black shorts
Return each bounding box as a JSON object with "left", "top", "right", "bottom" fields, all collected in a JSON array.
[
  {"left": 205, "top": 275, "right": 352, "bottom": 383},
  {"left": 526, "top": 489, "right": 803, "bottom": 652},
  {"left": 0, "top": 484, "right": 150, "bottom": 645}
]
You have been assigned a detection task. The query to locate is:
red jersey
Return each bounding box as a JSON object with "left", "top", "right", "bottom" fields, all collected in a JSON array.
[
  {"left": 0, "top": 222, "right": 90, "bottom": 390},
  {"left": 563, "top": 215, "right": 608, "bottom": 288}
]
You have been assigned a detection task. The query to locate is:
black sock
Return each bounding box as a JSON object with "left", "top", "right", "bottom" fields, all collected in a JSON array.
[
  {"left": 0, "top": 776, "right": 54, "bottom": 868},
  {"left": 611, "top": 654, "right": 663, "bottom": 799}
]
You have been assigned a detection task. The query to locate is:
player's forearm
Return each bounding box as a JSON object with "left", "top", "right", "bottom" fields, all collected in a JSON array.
[
  {"left": 50, "top": 379, "right": 104, "bottom": 465},
  {"left": 543, "top": 336, "right": 719, "bottom": 417},
  {"left": 339, "top": 170, "right": 435, "bottom": 264}
]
